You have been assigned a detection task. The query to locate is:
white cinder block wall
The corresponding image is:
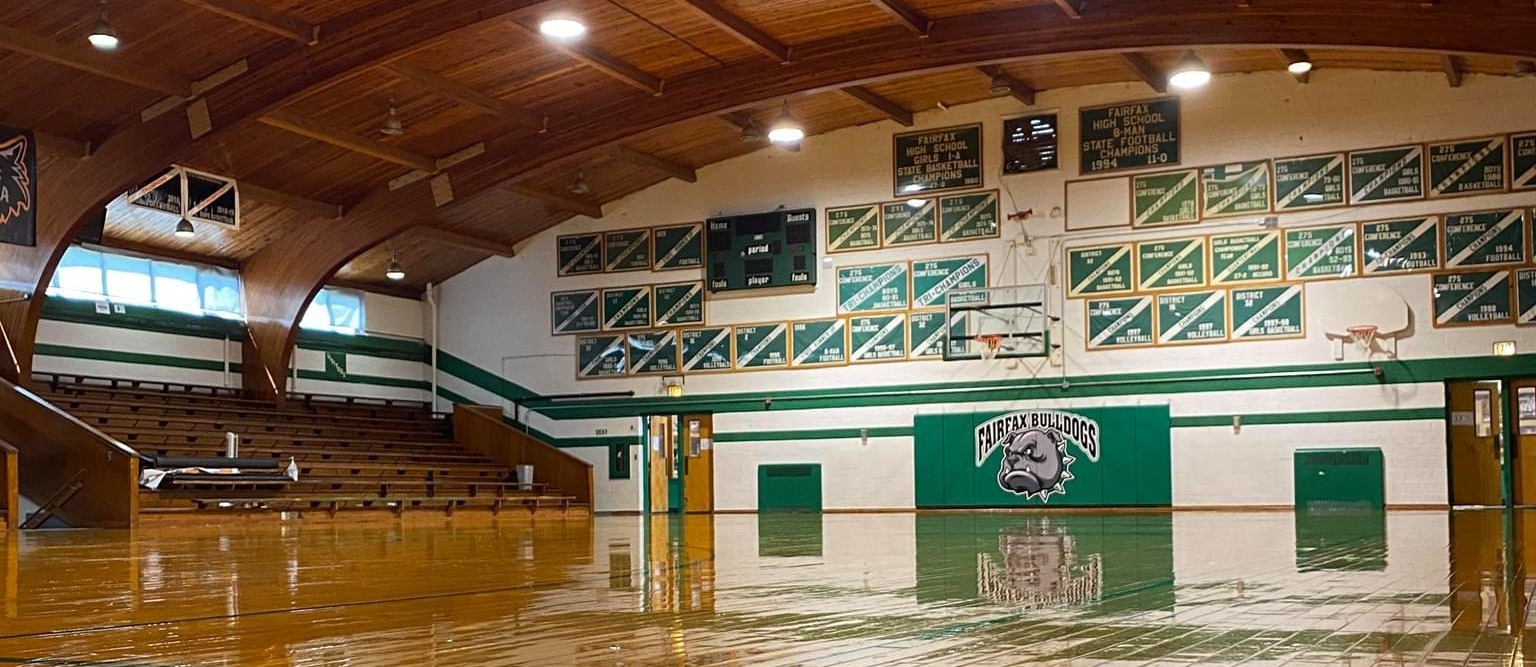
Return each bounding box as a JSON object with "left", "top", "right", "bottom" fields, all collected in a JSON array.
[{"left": 437, "top": 70, "right": 1536, "bottom": 512}]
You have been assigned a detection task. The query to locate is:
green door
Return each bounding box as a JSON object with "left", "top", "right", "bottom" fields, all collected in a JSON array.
[
  {"left": 758, "top": 464, "right": 822, "bottom": 512},
  {"left": 668, "top": 419, "right": 685, "bottom": 513}
]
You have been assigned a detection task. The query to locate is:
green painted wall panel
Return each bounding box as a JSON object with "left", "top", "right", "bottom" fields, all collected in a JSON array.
[
  {"left": 1294, "top": 448, "right": 1385, "bottom": 510},
  {"left": 758, "top": 464, "right": 823, "bottom": 512}
]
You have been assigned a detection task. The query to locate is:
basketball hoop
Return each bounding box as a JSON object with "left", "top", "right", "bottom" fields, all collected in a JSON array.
[
  {"left": 1346, "top": 325, "right": 1378, "bottom": 353},
  {"left": 977, "top": 334, "right": 1004, "bottom": 360}
]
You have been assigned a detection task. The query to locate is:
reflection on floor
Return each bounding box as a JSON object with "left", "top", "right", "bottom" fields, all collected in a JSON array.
[{"left": 1, "top": 510, "right": 1534, "bottom": 665}]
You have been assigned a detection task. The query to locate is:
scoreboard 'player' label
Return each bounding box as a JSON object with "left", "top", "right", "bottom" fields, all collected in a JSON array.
[
  {"left": 912, "top": 256, "right": 988, "bottom": 308},
  {"left": 1230, "top": 285, "right": 1304, "bottom": 340},
  {"left": 652, "top": 223, "right": 703, "bottom": 270},
  {"left": 1209, "top": 231, "right": 1281, "bottom": 285},
  {"left": 849, "top": 314, "right": 908, "bottom": 363},
  {"left": 882, "top": 200, "right": 938, "bottom": 246},
  {"left": 1136, "top": 238, "right": 1206, "bottom": 291},
  {"left": 627, "top": 331, "right": 679, "bottom": 375},
  {"left": 939, "top": 191, "right": 1000, "bottom": 242},
  {"left": 826, "top": 204, "right": 881, "bottom": 253},
  {"left": 909, "top": 311, "right": 961, "bottom": 358},
  {"left": 838, "top": 263, "right": 910, "bottom": 313},
  {"left": 551, "top": 289, "right": 600, "bottom": 335},
  {"left": 893, "top": 124, "right": 983, "bottom": 195},
  {"left": 1433, "top": 270, "right": 1514, "bottom": 327},
  {"left": 604, "top": 228, "right": 651, "bottom": 272},
  {"left": 601, "top": 287, "right": 652, "bottom": 330},
  {"left": 1086, "top": 296, "right": 1154, "bottom": 349},
  {"left": 1513, "top": 133, "right": 1536, "bottom": 191},
  {"left": 1156, "top": 290, "right": 1228, "bottom": 344},
  {"left": 1067, "top": 244, "right": 1134, "bottom": 297},
  {"left": 1518, "top": 268, "right": 1536, "bottom": 325},
  {"left": 791, "top": 318, "right": 847, "bottom": 367},
  {"left": 652, "top": 281, "right": 704, "bottom": 326},
  {"left": 680, "top": 327, "right": 732, "bottom": 372},
  {"left": 1201, "top": 162, "right": 1271, "bottom": 218},
  {"left": 1273, "top": 153, "right": 1346, "bottom": 210},
  {"left": 1079, "top": 97, "right": 1181, "bottom": 175},
  {"left": 1361, "top": 217, "right": 1440, "bottom": 274},
  {"left": 576, "top": 334, "right": 626, "bottom": 378},
  {"left": 1443, "top": 209, "right": 1527, "bottom": 268},
  {"left": 1428, "top": 137, "right": 1506, "bottom": 198},
  {"left": 1349, "top": 145, "right": 1424, "bottom": 204},
  {"left": 1285, "top": 224, "right": 1356, "bottom": 280},
  {"left": 557, "top": 233, "right": 603, "bottom": 275},
  {"left": 734, "top": 323, "right": 789, "bottom": 369},
  {"left": 1132, "top": 170, "right": 1199, "bottom": 227}
]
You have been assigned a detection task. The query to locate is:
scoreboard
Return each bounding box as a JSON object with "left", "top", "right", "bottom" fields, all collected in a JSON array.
[{"left": 705, "top": 208, "right": 818, "bottom": 292}]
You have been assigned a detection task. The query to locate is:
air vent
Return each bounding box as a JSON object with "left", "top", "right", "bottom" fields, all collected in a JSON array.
[{"left": 765, "top": 464, "right": 815, "bottom": 478}]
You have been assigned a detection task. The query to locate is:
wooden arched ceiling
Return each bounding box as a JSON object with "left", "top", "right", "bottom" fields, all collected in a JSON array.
[{"left": 0, "top": 0, "right": 1533, "bottom": 391}]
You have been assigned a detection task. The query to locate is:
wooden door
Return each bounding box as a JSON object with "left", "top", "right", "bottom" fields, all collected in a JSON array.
[
  {"left": 648, "top": 416, "right": 672, "bottom": 514},
  {"left": 682, "top": 414, "right": 715, "bottom": 513},
  {"left": 1448, "top": 381, "right": 1504, "bottom": 506},
  {"left": 1514, "top": 379, "right": 1536, "bottom": 505}
]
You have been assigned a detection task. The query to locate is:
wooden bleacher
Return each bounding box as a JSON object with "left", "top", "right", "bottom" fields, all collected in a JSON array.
[{"left": 26, "top": 372, "right": 592, "bottom": 522}]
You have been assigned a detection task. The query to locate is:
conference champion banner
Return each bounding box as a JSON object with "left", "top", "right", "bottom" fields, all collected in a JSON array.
[{"left": 0, "top": 125, "right": 37, "bottom": 247}]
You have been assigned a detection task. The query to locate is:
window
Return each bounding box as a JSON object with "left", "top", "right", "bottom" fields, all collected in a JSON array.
[
  {"left": 301, "top": 287, "right": 365, "bottom": 335},
  {"left": 47, "top": 246, "right": 243, "bottom": 318},
  {"left": 1002, "top": 113, "right": 1058, "bottom": 174}
]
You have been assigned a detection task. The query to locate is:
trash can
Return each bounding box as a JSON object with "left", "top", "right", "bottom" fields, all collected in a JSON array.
[{"left": 516, "top": 464, "right": 534, "bottom": 491}]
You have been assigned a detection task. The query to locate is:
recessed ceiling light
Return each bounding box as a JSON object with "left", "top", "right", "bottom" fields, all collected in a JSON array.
[
  {"left": 539, "top": 18, "right": 586, "bottom": 39},
  {"left": 88, "top": 0, "right": 119, "bottom": 51},
  {"left": 767, "top": 100, "right": 804, "bottom": 144},
  {"left": 1168, "top": 50, "right": 1211, "bottom": 89}
]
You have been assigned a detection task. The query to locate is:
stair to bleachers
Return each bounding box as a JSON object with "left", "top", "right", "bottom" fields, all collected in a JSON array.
[{"left": 30, "top": 373, "right": 587, "bottom": 519}]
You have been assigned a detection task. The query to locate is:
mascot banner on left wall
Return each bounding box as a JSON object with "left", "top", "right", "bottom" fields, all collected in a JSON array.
[{"left": 0, "top": 125, "right": 37, "bottom": 247}]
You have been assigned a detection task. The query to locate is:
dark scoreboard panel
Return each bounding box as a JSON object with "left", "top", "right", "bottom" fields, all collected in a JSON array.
[{"left": 705, "top": 208, "right": 818, "bottom": 292}]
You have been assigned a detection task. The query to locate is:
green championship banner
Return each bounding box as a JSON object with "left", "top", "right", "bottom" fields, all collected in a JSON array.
[
  {"left": 601, "top": 286, "right": 652, "bottom": 330},
  {"left": 939, "top": 191, "right": 1000, "bottom": 242},
  {"left": 1514, "top": 132, "right": 1536, "bottom": 191},
  {"left": 604, "top": 228, "right": 652, "bottom": 272},
  {"left": 557, "top": 232, "right": 603, "bottom": 275},
  {"left": 908, "top": 310, "right": 961, "bottom": 359},
  {"left": 849, "top": 313, "right": 908, "bottom": 363},
  {"left": 1131, "top": 170, "right": 1199, "bottom": 227},
  {"left": 576, "top": 334, "right": 627, "bottom": 378},
  {"left": 550, "top": 289, "right": 600, "bottom": 335},
  {"left": 322, "top": 351, "right": 347, "bottom": 380},
  {"left": 652, "top": 223, "right": 703, "bottom": 270},
  {"left": 826, "top": 204, "right": 882, "bottom": 253},
  {"left": 1433, "top": 270, "right": 1514, "bottom": 327},
  {"left": 1136, "top": 238, "right": 1206, "bottom": 292},
  {"left": 894, "top": 124, "right": 983, "bottom": 196},
  {"left": 1284, "top": 224, "right": 1357, "bottom": 281},
  {"left": 1443, "top": 209, "right": 1527, "bottom": 268},
  {"left": 1428, "top": 137, "right": 1507, "bottom": 198},
  {"left": 1155, "top": 290, "right": 1228, "bottom": 345},
  {"left": 1349, "top": 145, "right": 1424, "bottom": 204},
  {"left": 680, "top": 327, "right": 732, "bottom": 372},
  {"left": 1518, "top": 268, "right": 1536, "bottom": 325},
  {"left": 652, "top": 281, "right": 704, "bottom": 326},
  {"left": 1079, "top": 97, "right": 1181, "bottom": 175},
  {"left": 1273, "top": 153, "right": 1346, "bottom": 211},
  {"left": 1230, "top": 285, "right": 1304, "bottom": 340},
  {"left": 734, "top": 323, "right": 790, "bottom": 369},
  {"left": 627, "top": 330, "right": 679, "bottom": 375},
  {"left": 791, "top": 318, "right": 848, "bottom": 367},
  {"left": 911, "top": 255, "right": 988, "bottom": 308},
  {"left": 1361, "top": 217, "right": 1440, "bottom": 274},
  {"left": 1201, "top": 161, "right": 1271, "bottom": 218},
  {"left": 837, "top": 262, "right": 910, "bottom": 314},
  {"left": 1086, "top": 296, "right": 1154, "bottom": 349},
  {"left": 1066, "top": 244, "right": 1134, "bottom": 298},
  {"left": 1209, "top": 231, "right": 1281, "bottom": 285},
  {"left": 882, "top": 200, "right": 938, "bottom": 246}
]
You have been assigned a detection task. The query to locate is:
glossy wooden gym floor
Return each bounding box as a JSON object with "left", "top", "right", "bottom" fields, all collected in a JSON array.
[{"left": 1, "top": 510, "right": 1532, "bottom": 666}]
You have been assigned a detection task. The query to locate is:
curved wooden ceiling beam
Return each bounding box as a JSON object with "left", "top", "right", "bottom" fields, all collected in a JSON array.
[{"left": 231, "top": 0, "right": 1536, "bottom": 398}]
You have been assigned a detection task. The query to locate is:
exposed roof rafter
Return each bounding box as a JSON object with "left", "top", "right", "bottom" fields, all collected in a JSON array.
[
  {"left": 867, "top": 0, "right": 931, "bottom": 36},
  {"left": 1441, "top": 54, "right": 1463, "bottom": 87},
  {"left": 1118, "top": 52, "right": 1168, "bottom": 93},
  {"left": 516, "top": 22, "right": 663, "bottom": 95},
  {"left": 677, "top": 0, "right": 791, "bottom": 63},
  {"left": 1051, "top": 0, "right": 1084, "bottom": 19},
  {"left": 382, "top": 62, "right": 545, "bottom": 131},
  {"left": 504, "top": 183, "right": 605, "bottom": 219},
  {"left": 840, "top": 85, "right": 914, "bottom": 126},
  {"left": 977, "top": 66, "right": 1037, "bottom": 106},
  {"left": 258, "top": 110, "right": 437, "bottom": 172},
  {"left": 411, "top": 224, "right": 517, "bottom": 257},
  {"left": 607, "top": 145, "right": 698, "bottom": 183},
  {"left": 239, "top": 182, "right": 344, "bottom": 219},
  {"left": 170, "top": 0, "right": 319, "bottom": 44},
  {"left": 0, "top": 24, "right": 190, "bottom": 96}
]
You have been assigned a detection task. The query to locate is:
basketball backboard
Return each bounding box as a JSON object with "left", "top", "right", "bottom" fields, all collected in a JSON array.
[{"left": 944, "top": 284, "right": 1053, "bottom": 360}]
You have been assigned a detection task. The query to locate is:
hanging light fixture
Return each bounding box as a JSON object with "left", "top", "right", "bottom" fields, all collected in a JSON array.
[
  {"left": 739, "top": 118, "right": 762, "bottom": 143},
  {"left": 767, "top": 100, "right": 805, "bottom": 144},
  {"left": 539, "top": 17, "right": 586, "bottom": 39},
  {"left": 988, "top": 70, "right": 1012, "bottom": 95},
  {"left": 385, "top": 253, "right": 406, "bottom": 281},
  {"left": 174, "top": 217, "right": 195, "bottom": 239},
  {"left": 380, "top": 98, "right": 404, "bottom": 136},
  {"left": 1287, "top": 58, "right": 1313, "bottom": 75},
  {"left": 1168, "top": 50, "right": 1212, "bottom": 89},
  {"left": 88, "top": 0, "right": 119, "bottom": 51},
  {"left": 569, "top": 171, "right": 591, "bottom": 195},
  {"left": 1516, "top": 60, "right": 1536, "bottom": 78}
]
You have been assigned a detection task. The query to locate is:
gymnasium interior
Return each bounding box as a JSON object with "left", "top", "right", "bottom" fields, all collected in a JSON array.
[{"left": 1, "top": 0, "right": 1535, "bottom": 664}]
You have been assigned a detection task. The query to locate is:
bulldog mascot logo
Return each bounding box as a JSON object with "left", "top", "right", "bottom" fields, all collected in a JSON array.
[{"left": 975, "top": 411, "right": 1100, "bottom": 502}]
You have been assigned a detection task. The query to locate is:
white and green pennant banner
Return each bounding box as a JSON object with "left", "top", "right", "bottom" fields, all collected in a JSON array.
[
  {"left": 1086, "top": 296, "right": 1154, "bottom": 349},
  {"left": 627, "top": 331, "right": 679, "bottom": 375},
  {"left": 1285, "top": 224, "right": 1356, "bottom": 281},
  {"left": 1229, "top": 285, "right": 1304, "bottom": 340},
  {"left": 1156, "top": 290, "right": 1228, "bottom": 344},
  {"left": 908, "top": 310, "right": 963, "bottom": 359}
]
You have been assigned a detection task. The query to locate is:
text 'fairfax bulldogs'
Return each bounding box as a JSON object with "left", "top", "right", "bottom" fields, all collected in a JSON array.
[{"left": 975, "top": 410, "right": 1101, "bottom": 467}]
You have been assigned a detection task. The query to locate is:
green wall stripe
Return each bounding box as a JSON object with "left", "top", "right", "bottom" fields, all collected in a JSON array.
[
  {"left": 1169, "top": 407, "right": 1442, "bottom": 428},
  {"left": 37, "top": 344, "right": 428, "bottom": 392},
  {"left": 436, "top": 350, "right": 538, "bottom": 400},
  {"left": 714, "top": 426, "right": 913, "bottom": 442}
]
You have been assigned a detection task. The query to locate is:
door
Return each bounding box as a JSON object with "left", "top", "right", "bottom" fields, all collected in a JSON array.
[
  {"left": 648, "top": 416, "right": 672, "bottom": 514},
  {"left": 682, "top": 414, "right": 715, "bottom": 513},
  {"left": 1448, "top": 380, "right": 1504, "bottom": 506},
  {"left": 1514, "top": 379, "right": 1536, "bottom": 505},
  {"left": 667, "top": 417, "right": 685, "bottom": 513}
]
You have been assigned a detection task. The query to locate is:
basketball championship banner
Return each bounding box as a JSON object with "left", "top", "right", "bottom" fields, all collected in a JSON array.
[{"left": 0, "top": 125, "right": 37, "bottom": 247}]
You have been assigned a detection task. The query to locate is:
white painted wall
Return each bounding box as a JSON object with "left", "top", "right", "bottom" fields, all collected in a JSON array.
[{"left": 438, "top": 70, "right": 1536, "bottom": 511}]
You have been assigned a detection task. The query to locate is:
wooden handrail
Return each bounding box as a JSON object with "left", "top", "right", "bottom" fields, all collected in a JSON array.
[
  {"left": 452, "top": 405, "right": 593, "bottom": 507},
  {"left": 0, "top": 375, "right": 139, "bottom": 528},
  {"left": 0, "top": 439, "right": 16, "bottom": 532}
]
